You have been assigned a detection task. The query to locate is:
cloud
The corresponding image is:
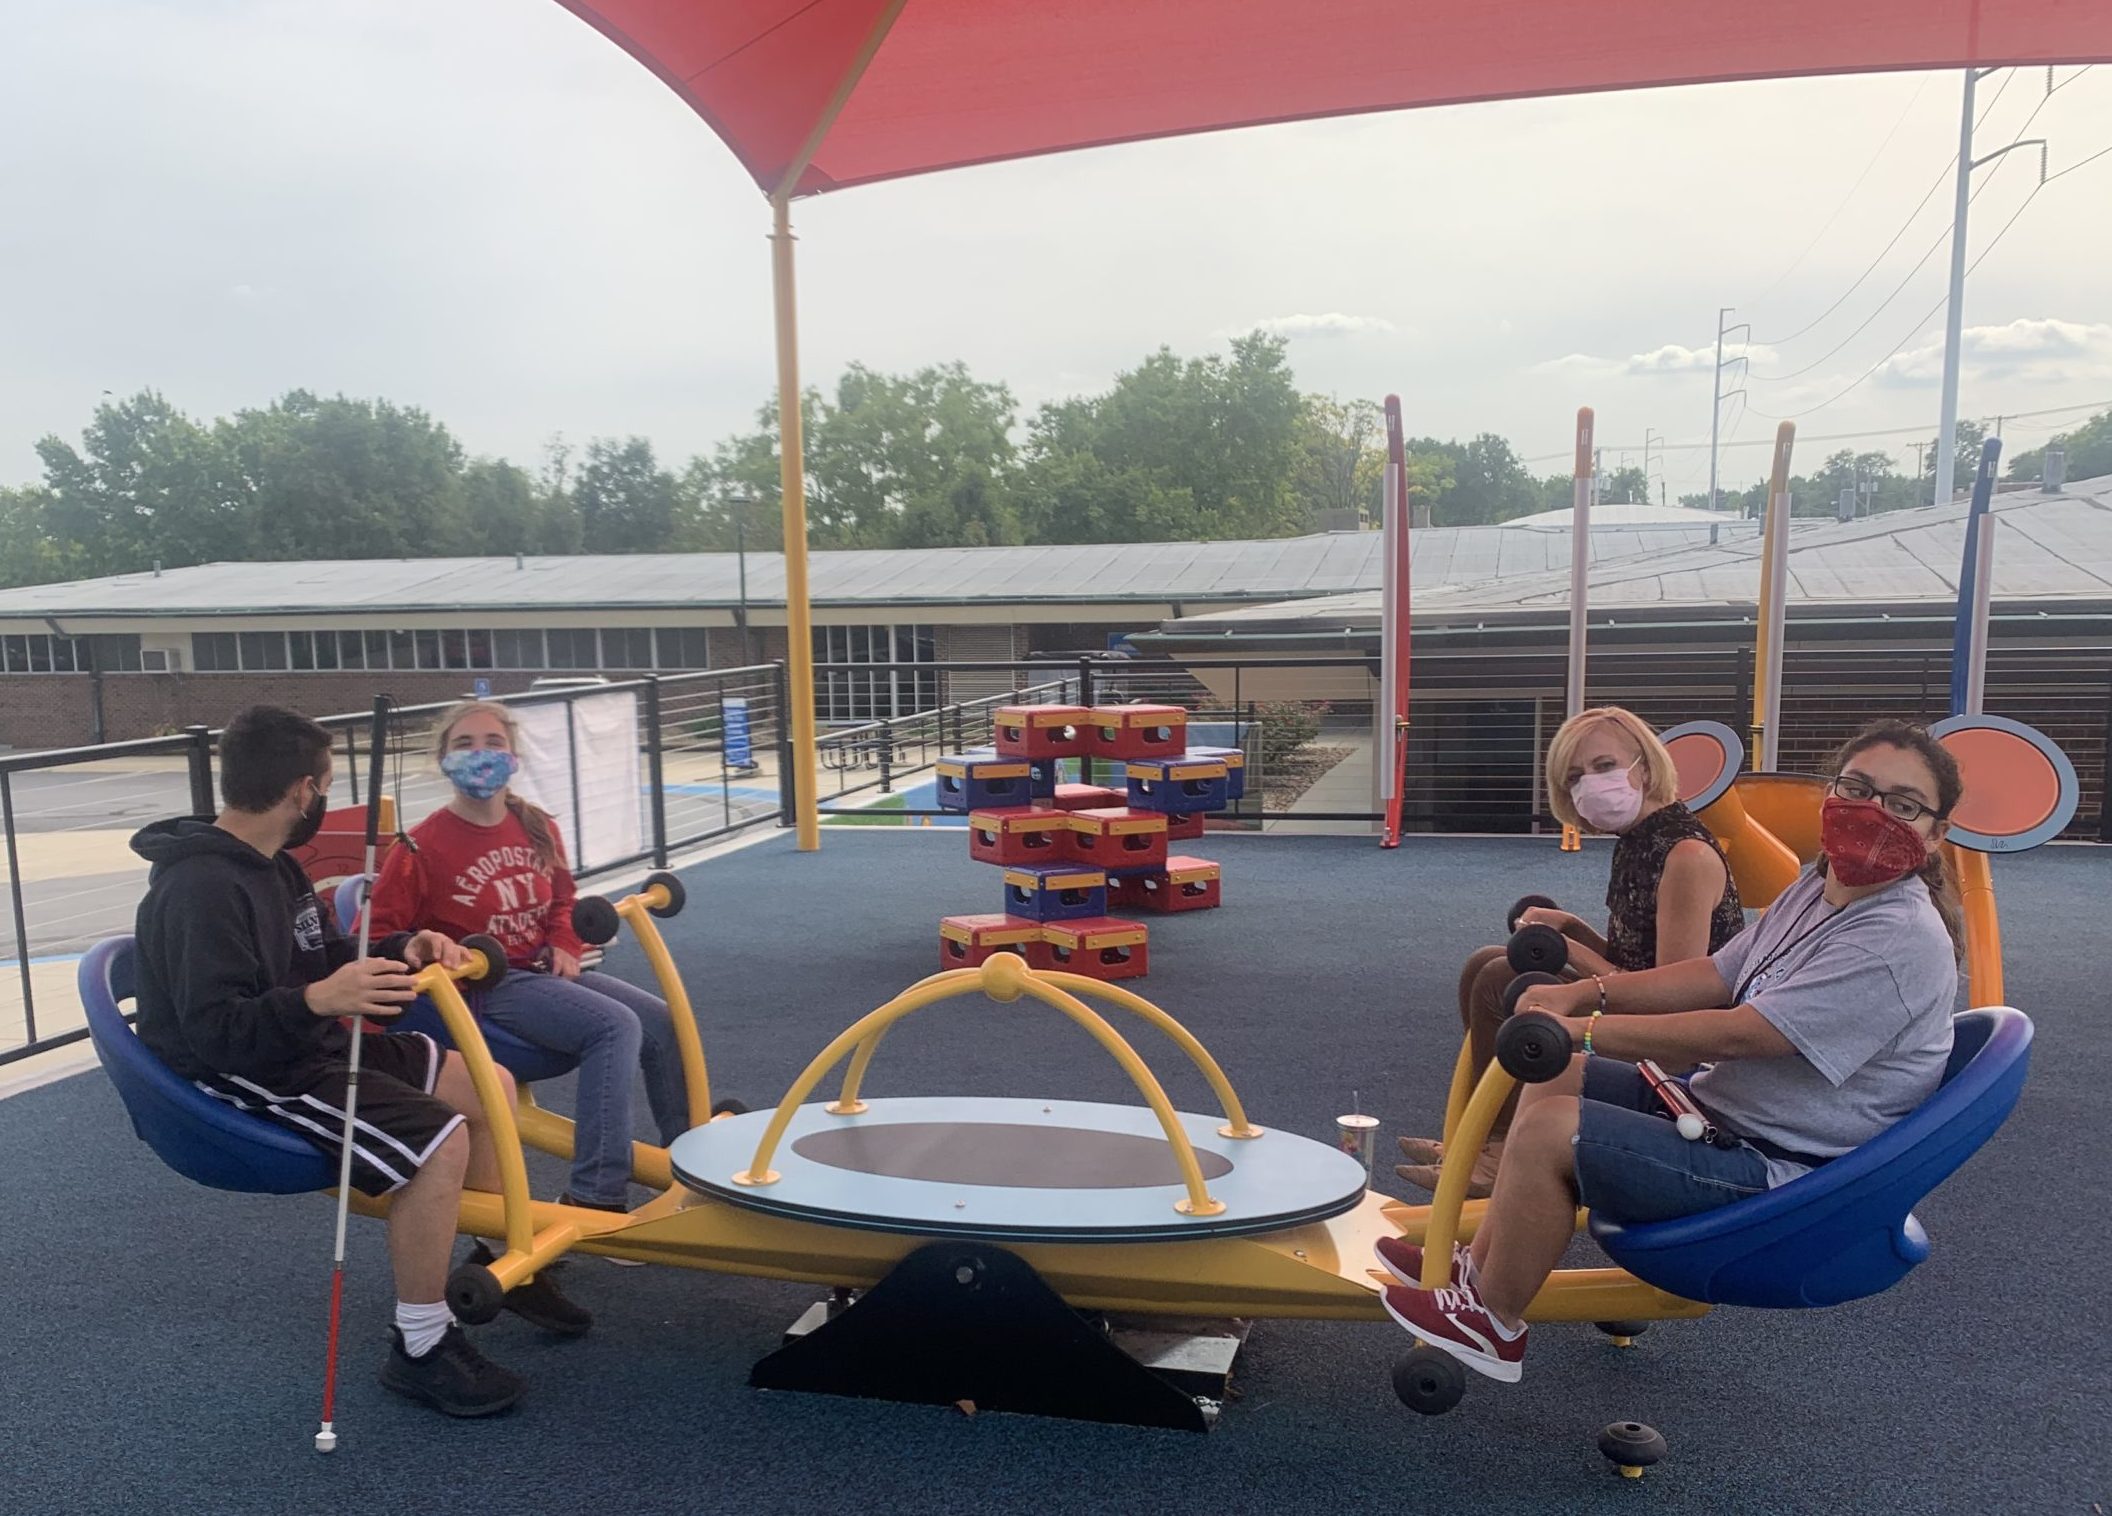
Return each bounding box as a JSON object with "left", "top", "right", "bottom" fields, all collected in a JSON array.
[
  {"left": 1532, "top": 340, "right": 1777, "bottom": 377},
  {"left": 1243, "top": 312, "right": 1396, "bottom": 339},
  {"left": 1873, "top": 317, "right": 2112, "bottom": 388}
]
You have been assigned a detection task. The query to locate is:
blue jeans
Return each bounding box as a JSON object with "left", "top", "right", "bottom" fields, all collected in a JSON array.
[
  {"left": 475, "top": 970, "right": 690, "bottom": 1206},
  {"left": 1571, "top": 1059, "right": 1770, "bottom": 1223}
]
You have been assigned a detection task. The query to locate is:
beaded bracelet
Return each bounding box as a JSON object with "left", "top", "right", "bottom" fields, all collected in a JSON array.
[{"left": 1582, "top": 1008, "right": 1604, "bottom": 1056}]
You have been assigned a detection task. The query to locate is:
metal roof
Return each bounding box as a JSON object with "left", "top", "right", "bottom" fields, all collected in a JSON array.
[
  {"left": 0, "top": 520, "right": 1751, "bottom": 619},
  {"left": 1156, "top": 474, "right": 2112, "bottom": 633},
  {"left": 1503, "top": 502, "right": 1745, "bottom": 529}
]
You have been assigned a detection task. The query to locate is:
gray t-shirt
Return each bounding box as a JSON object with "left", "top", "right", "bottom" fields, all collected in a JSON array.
[{"left": 1689, "top": 867, "right": 1958, "bottom": 1186}]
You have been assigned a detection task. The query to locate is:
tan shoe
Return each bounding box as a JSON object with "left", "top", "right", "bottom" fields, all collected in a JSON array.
[
  {"left": 1395, "top": 1136, "right": 1445, "bottom": 1166},
  {"left": 1394, "top": 1140, "right": 1504, "bottom": 1200}
]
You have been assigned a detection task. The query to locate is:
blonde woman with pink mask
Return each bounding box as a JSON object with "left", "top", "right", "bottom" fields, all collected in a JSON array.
[{"left": 1396, "top": 707, "right": 1743, "bottom": 1198}]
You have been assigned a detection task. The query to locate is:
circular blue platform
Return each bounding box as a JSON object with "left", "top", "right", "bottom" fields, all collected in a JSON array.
[{"left": 668, "top": 1096, "right": 1369, "bottom": 1244}]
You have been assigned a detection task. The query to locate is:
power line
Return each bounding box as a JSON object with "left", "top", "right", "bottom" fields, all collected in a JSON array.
[
  {"left": 1743, "top": 180, "right": 2046, "bottom": 422},
  {"left": 1519, "top": 397, "right": 2112, "bottom": 463},
  {"left": 1747, "top": 67, "right": 2088, "bottom": 353},
  {"left": 1741, "top": 76, "right": 1931, "bottom": 311}
]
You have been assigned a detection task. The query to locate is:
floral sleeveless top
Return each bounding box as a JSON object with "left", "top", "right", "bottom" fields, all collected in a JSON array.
[{"left": 1602, "top": 800, "right": 1745, "bottom": 972}]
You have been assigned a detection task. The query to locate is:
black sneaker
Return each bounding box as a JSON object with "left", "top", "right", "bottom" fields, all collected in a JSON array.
[
  {"left": 467, "top": 1241, "right": 594, "bottom": 1336},
  {"left": 379, "top": 1325, "right": 524, "bottom": 1418}
]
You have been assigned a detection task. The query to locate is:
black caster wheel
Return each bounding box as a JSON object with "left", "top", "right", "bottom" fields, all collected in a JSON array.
[
  {"left": 1505, "top": 923, "right": 1569, "bottom": 976},
  {"left": 1595, "top": 1320, "right": 1651, "bottom": 1348},
  {"left": 1505, "top": 893, "right": 1558, "bottom": 934},
  {"left": 446, "top": 1261, "right": 505, "bottom": 1325},
  {"left": 571, "top": 896, "right": 621, "bottom": 947},
  {"left": 710, "top": 1097, "right": 750, "bottom": 1119},
  {"left": 1392, "top": 1346, "right": 1467, "bottom": 1416},
  {"left": 1499, "top": 970, "right": 1563, "bottom": 1020},
  {"left": 1598, "top": 1421, "right": 1668, "bottom": 1479},
  {"left": 642, "top": 870, "right": 686, "bottom": 918},
  {"left": 458, "top": 933, "right": 509, "bottom": 989},
  {"left": 1495, "top": 1011, "right": 1574, "bottom": 1083}
]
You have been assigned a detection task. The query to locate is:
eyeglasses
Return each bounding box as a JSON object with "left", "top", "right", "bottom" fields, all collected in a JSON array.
[{"left": 1828, "top": 773, "right": 1941, "bottom": 824}]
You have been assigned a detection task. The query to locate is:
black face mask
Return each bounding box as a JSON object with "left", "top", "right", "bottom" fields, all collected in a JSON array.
[{"left": 286, "top": 782, "right": 329, "bottom": 850}]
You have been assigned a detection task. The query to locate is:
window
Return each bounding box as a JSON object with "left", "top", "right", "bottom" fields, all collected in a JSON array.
[
  {"left": 388, "top": 630, "right": 415, "bottom": 670},
  {"left": 413, "top": 630, "right": 440, "bottom": 670},
  {"left": 85, "top": 634, "right": 144, "bottom": 672},
  {"left": 337, "top": 631, "right": 366, "bottom": 670},
  {"left": 495, "top": 630, "right": 544, "bottom": 669},
  {"left": 442, "top": 629, "right": 470, "bottom": 670},
  {"left": 466, "top": 629, "right": 493, "bottom": 670},
  {"left": 661, "top": 628, "right": 710, "bottom": 669},
  {"left": 2, "top": 635, "right": 24, "bottom": 674},
  {"left": 546, "top": 629, "right": 596, "bottom": 669},
  {"left": 601, "top": 627, "right": 653, "bottom": 670},
  {"left": 313, "top": 631, "right": 340, "bottom": 670},
  {"left": 289, "top": 631, "right": 315, "bottom": 671},
  {"left": 50, "top": 637, "right": 78, "bottom": 672},
  {"left": 813, "top": 624, "right": 938, "bottom": 724},
  {"left": 238, "top": 632, "right": 287, "bottom": 671},
  {"left": 194, "top": 633, "right": 238, "bottom": 672}
]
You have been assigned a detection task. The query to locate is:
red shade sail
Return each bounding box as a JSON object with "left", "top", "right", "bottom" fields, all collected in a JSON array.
[{"left": 556, "top": 1, "right": 2112, "bottom": 197}]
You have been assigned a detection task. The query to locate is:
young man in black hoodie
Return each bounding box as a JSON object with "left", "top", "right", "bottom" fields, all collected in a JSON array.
[{"left": 132, "top": 705, "right": 587, "bottom": 1418}]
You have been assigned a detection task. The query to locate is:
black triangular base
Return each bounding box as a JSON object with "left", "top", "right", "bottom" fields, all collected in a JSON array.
[{"left": 749, "top": 1242, "right": 1212, "bottom": 1432}]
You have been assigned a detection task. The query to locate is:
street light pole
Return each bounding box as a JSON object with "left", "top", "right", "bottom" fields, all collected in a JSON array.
[{"left": 1934, "top": 67, "right": 2048, "bottom": 508}]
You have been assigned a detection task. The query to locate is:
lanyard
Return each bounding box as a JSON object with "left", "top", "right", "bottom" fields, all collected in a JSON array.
[{"left": 1733, "top": 887, "right": 1845, "bottom": 1005}]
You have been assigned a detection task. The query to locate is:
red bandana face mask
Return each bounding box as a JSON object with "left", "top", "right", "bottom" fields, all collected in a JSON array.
[{"left": 1819, "top": 796, "right": 1930, "bottom": 887}]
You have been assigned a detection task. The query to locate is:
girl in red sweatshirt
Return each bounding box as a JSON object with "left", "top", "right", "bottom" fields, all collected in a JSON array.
[{"left": 369, "top": 701, "right": 691, "bottom": 1212}]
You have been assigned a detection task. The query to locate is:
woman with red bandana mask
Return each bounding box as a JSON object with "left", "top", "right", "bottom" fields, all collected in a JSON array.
[
  {"left": 1397, "top": 707, "right": 1744, "bottom": 1199},
  {"left": 1377, "top": 720, "right": 1962, "bottom": 1389}
]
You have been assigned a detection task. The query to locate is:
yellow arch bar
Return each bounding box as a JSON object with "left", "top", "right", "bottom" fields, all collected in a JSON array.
[
  {"left": 829, "top": 967, "right": 1261, "bottom": 1141},
  {"left": 737, "top": 957, "right": 1227, "bottom": 1217}
]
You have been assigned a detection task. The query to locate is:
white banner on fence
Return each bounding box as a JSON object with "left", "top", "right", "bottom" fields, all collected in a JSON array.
[{"left": 509, "top": 691, "right": 643, "bottom": 872}]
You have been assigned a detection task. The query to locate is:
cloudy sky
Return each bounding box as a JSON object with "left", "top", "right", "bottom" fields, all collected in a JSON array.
[{"left": 5, "top": 3, "right": 2110, "bottom": 504}]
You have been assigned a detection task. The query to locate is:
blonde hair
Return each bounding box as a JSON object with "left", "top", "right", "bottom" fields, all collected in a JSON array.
[
  {"left": 1545, "top": 706, "right": 1680, "bottom": 833},
  {"left": 432, "top": 700, "right": 564, "bottom": 873}
]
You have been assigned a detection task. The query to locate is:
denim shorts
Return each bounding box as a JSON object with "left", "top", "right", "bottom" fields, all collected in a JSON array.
[{"left": 1572, "top": 1058, "right": 1771, "bottom": 1224}]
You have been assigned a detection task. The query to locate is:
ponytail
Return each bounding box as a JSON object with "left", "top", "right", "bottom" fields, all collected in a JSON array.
[
  {"left": 1918, "top": 849, "right": 1966, "bottom": 962},
  {"left": 505, "top": 793, "right": 564, "bottom": 875}
]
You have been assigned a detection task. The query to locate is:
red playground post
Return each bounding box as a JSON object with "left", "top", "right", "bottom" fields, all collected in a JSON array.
[{"left": 1380, "top": 394, "right": 1413, "bottom": 850}]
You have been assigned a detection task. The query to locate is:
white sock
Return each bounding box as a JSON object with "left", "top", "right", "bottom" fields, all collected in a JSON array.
[{"left": 396, "top": 1300, "right": 454, "bottom": 1359}]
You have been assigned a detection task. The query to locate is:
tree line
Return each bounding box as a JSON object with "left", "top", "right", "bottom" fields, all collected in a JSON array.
[{"left": 3, "top": 331, "right": 2104, "bottom": 590}]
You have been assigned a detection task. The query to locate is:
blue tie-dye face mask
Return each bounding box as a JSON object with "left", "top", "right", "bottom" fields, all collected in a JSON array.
[{"left": 440, "top": 747, "right": 518, "bottom": 801}]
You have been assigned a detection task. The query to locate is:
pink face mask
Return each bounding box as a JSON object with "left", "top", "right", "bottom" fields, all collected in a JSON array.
[{"left": 1571, "top": 762, "right": 1643, "bottom": 833}]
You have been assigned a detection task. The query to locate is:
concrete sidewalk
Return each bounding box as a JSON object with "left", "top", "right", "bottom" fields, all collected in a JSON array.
[{"left": 1264, "top": 727, "right": 1377, "bottom": 836}]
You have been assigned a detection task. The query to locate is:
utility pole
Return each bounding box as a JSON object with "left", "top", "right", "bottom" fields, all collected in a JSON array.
[
  {"left": 1707, "top": 306, "right": 1749, "bottom": 513},
  {"left": 1934, "top": 68, "right": 2049, "bottom": 508}
]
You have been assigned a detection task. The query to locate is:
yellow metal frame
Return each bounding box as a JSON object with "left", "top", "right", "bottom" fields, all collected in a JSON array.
[{"left": 731, "top": 956, "right": 1238, "bottom": 1217}]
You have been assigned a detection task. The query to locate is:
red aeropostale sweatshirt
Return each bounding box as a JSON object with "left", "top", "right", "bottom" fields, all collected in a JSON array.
[{"left": 368, "top": 805, "right": 584, "bottom": 968}]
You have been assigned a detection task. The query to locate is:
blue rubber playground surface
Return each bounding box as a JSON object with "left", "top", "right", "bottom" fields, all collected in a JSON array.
[{"left": 1, "top": 831, "right": 2105, "bottom": 1513}]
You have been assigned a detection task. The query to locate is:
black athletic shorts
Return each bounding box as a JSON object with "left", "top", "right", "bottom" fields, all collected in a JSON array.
[{"left": 198, "top": 1032, "right": 464, "bottom": 1196}]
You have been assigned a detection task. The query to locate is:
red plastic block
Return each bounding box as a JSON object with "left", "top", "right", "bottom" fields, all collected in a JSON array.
[
  {"left": 939, "top": 914, "right": 1047, "bottom": 970},
  {"left": 1082, "top": 705, "right": 1188, "bottom": 761},
  {"left": 1126, "top": 856, "right": 1222, "bottom": 914},
  {"left": 1039, "top": 916, "right": 1149, "bottom": 981},
  {"left": 1052, "top": 783, "right": 1127, "bottom": 812},
  {"left": 1165, "top": 811, "right": 1207, "bottom": 841},
  {"left": 968, "top": 806, "right": 1073, "bottom": 867},
  {"left": 993, "top": 705, "right": 1091, "bottom": 760},
  {"left": 1066, "top": 807, "right": 1169, "bottom": 873}
]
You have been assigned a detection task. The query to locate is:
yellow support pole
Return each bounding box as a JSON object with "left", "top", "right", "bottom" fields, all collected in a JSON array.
[
  {"left": 1750, "top": 422, "right": 1797, "bottom": 766},
  {"left": 619, "top": 892, "right": 713, "bottom": 1125},
  {"left": 761, "top": 0, "right": 908, "bottom": 854},
  {"left": 770, "top": 193, "right": 821, "bottom": 851}
]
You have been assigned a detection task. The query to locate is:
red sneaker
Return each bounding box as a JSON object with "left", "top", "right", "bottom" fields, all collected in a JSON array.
[
  {"left": 1373, "top": 1234, "right": 1475, "bottom": 1289},
  {"left": 1380, "top": 1280, "right": 1527, "bottom": 1383}
]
